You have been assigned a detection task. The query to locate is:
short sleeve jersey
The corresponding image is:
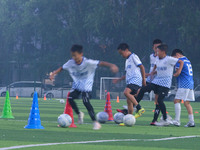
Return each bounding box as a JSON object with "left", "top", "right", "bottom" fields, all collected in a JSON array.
[
  {"left": 152, "top": 56, "right": 178, "bottom": 88},
  {"left": 146, "top": 53, "right": 157, "bottom": 83},
  {"left": 125, "top": 53, "right": 142, "bottom": 87},
  {"left": 62, "top": 57, "right": 99, "bottom": 92},
  {"left": 176, "top": 56, "right": 194, "bottom": 89}
]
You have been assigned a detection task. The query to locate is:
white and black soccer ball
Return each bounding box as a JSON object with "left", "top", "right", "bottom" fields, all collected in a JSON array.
[
  {"left": 96, "top": 112, "right": 109, "bottom": 124},
  {"left": 114, "top": 112, "right": 124, "bottom": 124},
  {"left": 57, "top": 114, "right": 72, "bottom": 127},
  {"left": 123, "top": 114, "right": 136, "bottom": 126},
  {"left": 60, "top": 99, "right": 65, "bottom": 104}
]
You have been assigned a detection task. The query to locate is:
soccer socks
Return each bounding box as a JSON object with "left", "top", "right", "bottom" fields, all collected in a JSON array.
[
  {"left": 152, "top": 104, "right": 160, "bottom": 122},
  {"left": 188, "top": 114, "right": 194, "bottom": 122},
  {"left": 174, "top": 103, "right": 181, "bottom": 121},
  {"left": 136, "top": 104, "right": 141, "bottom": 111}
]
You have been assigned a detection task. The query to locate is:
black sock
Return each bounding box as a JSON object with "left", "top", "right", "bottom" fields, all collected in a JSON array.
[
  {"left": 136, "top": 104, "right": 141, "bottom": 111},
  {"left": 152, "top": 104, "right": 160, "bottom": 122}
]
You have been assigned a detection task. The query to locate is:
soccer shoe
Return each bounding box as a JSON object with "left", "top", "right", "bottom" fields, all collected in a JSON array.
[
  {"left": 150, "top": 121, "right": 157, "bottom": 126},
  {"left": 119, "top": 123, "right": 125, "bottom": 126},
  {"left": 116, "top": 109, "right": 128, "bottom": 115},
  {"left": 154, "top": 119, "right": 171, "bottom": 126},
  {"left": 172, "top": 120, "right": 181, "bottom": 127},
  {"left": 78, "top": 111, "right": 84, "bottom": 124},
  {"left": 184, "top": 121, "right": 195, "bottom": 127},
  {"left": 93, "top": 121, "right": 101, "bottom": 130},
  {"left": 135, "top": 108, "right": 145, "bottom": 118}
]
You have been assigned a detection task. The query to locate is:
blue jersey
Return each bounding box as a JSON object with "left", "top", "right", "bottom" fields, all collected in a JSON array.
[{"left": 176, "top": 57, "right": 194, "bottom": 89}]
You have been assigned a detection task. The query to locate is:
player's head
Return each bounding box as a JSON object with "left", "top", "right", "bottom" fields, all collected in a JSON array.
[
  {"left": 152, "top": 39, "right": 162, "bottom": 55},
  {"left": 156, "top": 44, "right": 168, "bottom": 58},
  {"left": 70, "top": 44, "right": 83, "bottom": 64},
  {"left": 117, "top": 43, "right": 130, "bottom": 58},
  {"left": 171, "top": 49, "right": 184, "bottom": 58}
]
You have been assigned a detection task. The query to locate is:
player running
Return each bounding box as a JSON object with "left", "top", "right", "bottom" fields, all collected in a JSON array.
[
  {"left": 49, "top": 44, "right": 118, "bottom": 130},
  {"left": 171, "top": 49, "right": 195, "bottom": 127},
  {"left": 136, "top": 44, "right": 184, "bottom": 126},
  {"left": 114, "top": 43, "right": 146, "bottom": 119}
]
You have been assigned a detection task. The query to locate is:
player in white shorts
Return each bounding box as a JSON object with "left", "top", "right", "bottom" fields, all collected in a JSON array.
[
  {"left": 171, "top": 49, "right": 195, "bottom": 127},
  {"left": 49, "top": 44, "right": 118, "bottom": 130}
]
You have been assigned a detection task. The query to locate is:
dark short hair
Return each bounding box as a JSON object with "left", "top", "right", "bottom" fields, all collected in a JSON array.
[
  {"left": 117, "top": 43, "right": 129, "bottom": 51},
  {"left": 171, "top": 49, "right": 184, "bottom": 56},
  {"left": 71, "top": 44, "right": 83, "bottom": 53},
  {"left": 153, "top": 39, "right": 162, "bottom": 45},
  {"left": 157, "top": 44, "right": 168, "bottom": 53}
]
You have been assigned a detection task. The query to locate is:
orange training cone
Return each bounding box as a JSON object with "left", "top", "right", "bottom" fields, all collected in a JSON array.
[
  {"left": 64, "top": 92, "right": 77, "bottom": 128},
  {"left": 16, "top": 94, "right": 18, "bottom": 100},
  {"left": 181, "top": 100, "right": 184, "bottom": 103},
  {"left": 104, "top": 92, "right": 114, "bottom": 121},
  {"left": 116, "top": 96, "right": 119, "bottom": 103},
  {"left": 44, "top": 94, "right": 47, "bottom": 101}
]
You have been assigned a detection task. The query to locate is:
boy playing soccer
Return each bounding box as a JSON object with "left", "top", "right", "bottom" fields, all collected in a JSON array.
[
  {"left": 114, "top": 43, "right": 146, "bottom": 118},
  {"left": 171, "top": 49, "right": 195, "bottom": 127},
  {"left": 136, "top": 44, "right": 184, "bottom": 126},
  {"left": 49, "top": 44, "right": 118, "bottom": 130}
]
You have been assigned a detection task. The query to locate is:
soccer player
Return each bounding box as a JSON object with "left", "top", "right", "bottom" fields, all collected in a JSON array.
[
  {"left": 146, "top": 39, "right": 162, "bottom": 125},
  {"left": 171, "top": 49, "right": 195, "bottom": 127},
  {"left": 114, "top": 43, "right": 146, "bottom": 118},
  {"left": 49, "top": 44, "right": 118, "bottom": 130},
  {"left": 136, "top": 44, "right": 184, "bottom": 126}
]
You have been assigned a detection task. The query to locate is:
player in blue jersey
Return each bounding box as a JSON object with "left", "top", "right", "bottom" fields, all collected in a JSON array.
[
  {"left": 171, "top": 49, "right": 195, "bottom": 127},
  {"left": 136, "top": 44, "right": 184, "bottom": 126},
  {"left": 49, "top": 44, "right": 118, "bottom": 130},
  {"left": 114, "top": 43, "right": 146, "bottom": 119}
]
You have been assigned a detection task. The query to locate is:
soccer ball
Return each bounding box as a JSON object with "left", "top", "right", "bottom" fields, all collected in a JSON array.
[
  {"left": 60, "top": 99, "right": 65, "bottom": 104},
  {"left": 123, "top": 114, "right": 136, "bottom": 126},
  {"left": 96, "top": 112, "right": 109, "bottom": 123},
  {"left": 57, "top": 114, "right": 72, "bottom": 127},
  {"left": 114, "top": 112, "right": 124, "bottom": 124}
]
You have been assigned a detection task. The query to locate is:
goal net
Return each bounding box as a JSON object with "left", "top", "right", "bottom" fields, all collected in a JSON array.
[{"left": 99, "top": 77, "right": 153, "bottom": 101}]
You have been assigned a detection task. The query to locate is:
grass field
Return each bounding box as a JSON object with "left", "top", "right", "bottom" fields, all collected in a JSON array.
[{"left": 0, "top": 96, "right": 200, "bottom": 150}]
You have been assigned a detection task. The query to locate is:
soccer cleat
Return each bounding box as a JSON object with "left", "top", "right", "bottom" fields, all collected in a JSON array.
[
  {"left": 150, "top": 121, "right": 157, "bottom": 126},
  {"left": 116, "top": 109, "right": 128, "bottom": 115},
  {"left": 184, "top": 121, "right": 195, "bottom": 127},
  {"left": 119, "top": 123, "right": 125, "bottom": 126},
  {"left": 78, "top": 111, "right": 84, "bottom": 124},
  {"left": 154, "top": 119, "right": 171, "bottom": 126},
  {"left": 172, "top": 120, "right": 181, "bottom": 127},
  {"left": 93, "top": 121, "right": 101, "bottom": 130},
  {"left": 135, "top": 108, "right": 145, "bottom": 118}
]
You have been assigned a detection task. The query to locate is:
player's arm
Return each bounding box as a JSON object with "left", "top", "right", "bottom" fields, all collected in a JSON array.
[
  {"left": 139, "top": 65, "right": 146, "bottom": 86},
  {"left": 99, "top": 61, "right": 119, "bottom": 73},
  {"left": 112, "top": 75, "right": 125, "bottom": 84},
  {"left": 49, "top": 67, "right": 63, "bottom": 81},
  {"left": 149, "top": 65, "right": 157, "bottom": 80},
  {"left": 173, "top": 60, "right": 183, "bottom": 77}
]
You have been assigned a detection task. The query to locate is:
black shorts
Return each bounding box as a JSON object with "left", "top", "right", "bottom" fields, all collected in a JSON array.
[
  {"left": 146, "top": 81, "right": 156, "bottom": 94},
  {"left": 126, "top": 84, "right": 141, "bottom": 95},
  {"left": 148, "top": 83, "right": 169, "bottom": 96},
  {"left": 69, "top": 89, "right": 92, "bottom": 99}
]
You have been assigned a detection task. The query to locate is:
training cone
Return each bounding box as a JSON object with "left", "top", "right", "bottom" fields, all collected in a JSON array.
[
  {"left": 63, "top": 92, "right": 77, "bottom": 128},
  {"left": 43, "top": 94, "right": 47, "bottom": 101},
  {"left": 181, "top": 100, "right": 184, "bottom": 103},
  {"left": 116, "top": 96, "right": 120, "bottom": 103},
  {"left": 0, "top": 91, "right": 14, "bottom": 119},
  {"left": 24, "top": 91, "right": 44, "bottom": 129},
  {"left": 16, "top": 94, "right": 18, "bottom": 100},
  {"left": 104, "top": 92, "right": 114, "bottom": 121}
]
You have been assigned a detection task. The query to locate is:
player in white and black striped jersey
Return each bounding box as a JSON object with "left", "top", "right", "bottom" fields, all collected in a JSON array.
[
  {"left": 49, "top": 44, "right": 118, "bottom": 130},
  {"left": 136, "top": 44, "right": 184, "bottom": 126}
]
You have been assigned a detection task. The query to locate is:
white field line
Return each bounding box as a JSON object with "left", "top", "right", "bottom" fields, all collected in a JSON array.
[{"left": 0, "top": 135, "right": 199, "bottom": 150}]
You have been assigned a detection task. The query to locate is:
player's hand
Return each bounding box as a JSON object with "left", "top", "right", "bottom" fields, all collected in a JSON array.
[
  {"left": 145, "top": 73, "right": 150, "bottom": 78},
  {"left": 110, "top": 64, "right": 119, "bottom": 73},
  {"left": 49, "top": 72, "right": 55, "bottom": 81},
  {"left": 112, "top": 79, "right": 120, "bottom": 84},
  {"left": 173, "top": 71, "right": 181, "bottom": 77}
]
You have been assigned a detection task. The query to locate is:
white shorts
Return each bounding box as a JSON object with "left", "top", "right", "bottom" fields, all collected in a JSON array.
[{"left": 175, "top": 88, "right": 195, "bottom": 101}]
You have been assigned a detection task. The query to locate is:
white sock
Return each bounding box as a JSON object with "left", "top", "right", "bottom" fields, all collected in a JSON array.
[
  {"left": 188, "top": 114, "right": 194, "bottom": 122},
  {"left": 174, "top": 103, "right": 181, "bottom": 121}
]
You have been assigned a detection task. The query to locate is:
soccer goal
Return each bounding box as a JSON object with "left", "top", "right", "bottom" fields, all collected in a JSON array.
[{"left": 99, "top": 77, "right": 153, "bottom": 101}]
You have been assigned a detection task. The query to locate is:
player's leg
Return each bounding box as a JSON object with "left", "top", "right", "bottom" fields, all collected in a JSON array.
[
  {"left": 155, "top": 86, "right": 170, "bottom": 126},
  {"left": 150, "top": 94, "right": 161, "bottom": 125},
  {"left": 68, "top": 90, "right": 81, "bottom": 114},
  {"left": 184, "top": 89, "right": 195, "bottom": 127},
  {"left": 136, "top": 83, "right": 154, "bottom": 103},
  {"left": 127, "top": 98, "right": 134, "bottom": 114},
  {"left": 82, "top": 92, "right": 101, "bottom": 129},
  {"left": 173, "top": 99, "right": 181, "bottom": 126}
]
